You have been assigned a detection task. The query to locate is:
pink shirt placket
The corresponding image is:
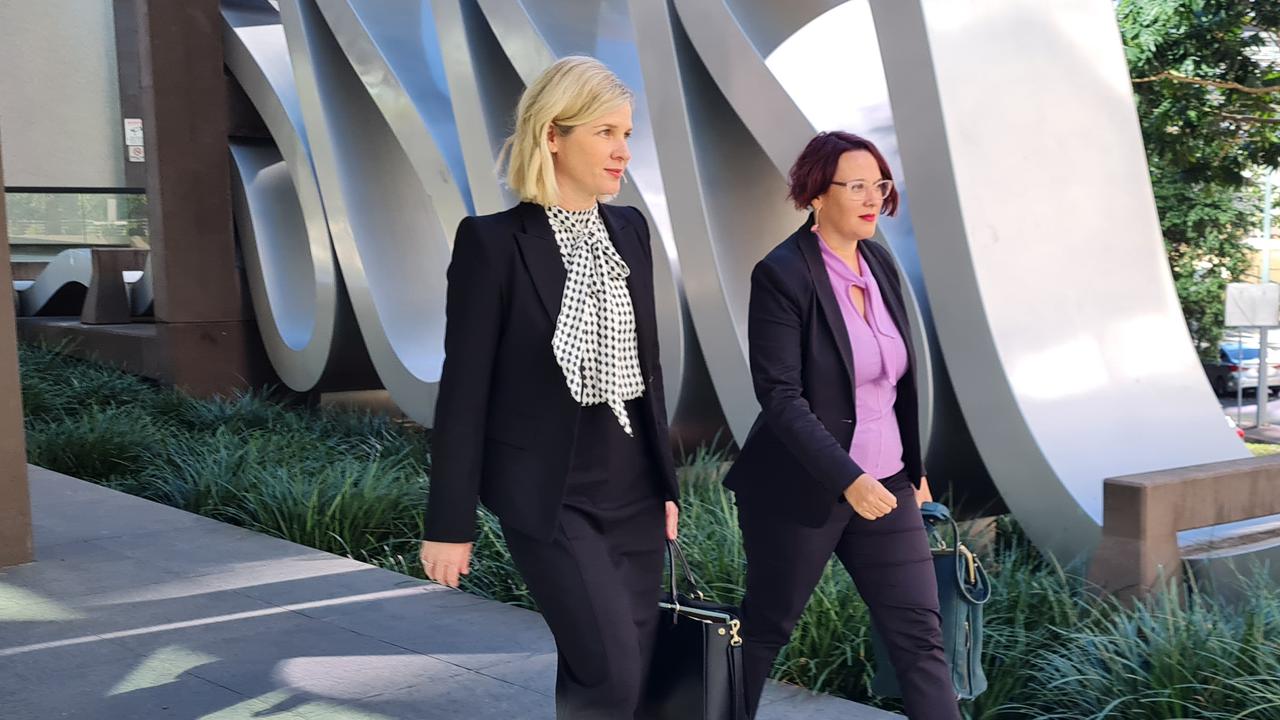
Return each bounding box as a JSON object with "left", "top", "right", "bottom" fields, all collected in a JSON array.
[{"left": 817, "top": 235, "right": 908, "bottom": 480}]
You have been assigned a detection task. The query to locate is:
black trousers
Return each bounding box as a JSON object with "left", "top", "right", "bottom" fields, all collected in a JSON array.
[
  {"left": 736, "top": 470, "right": 960, "bottom": 720},
  {"left": 503, "top": 497, "right": 667, "bottom": 719}
]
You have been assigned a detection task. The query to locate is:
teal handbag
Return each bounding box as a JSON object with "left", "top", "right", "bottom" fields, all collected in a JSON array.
[{"left": 870, "top": 501, "right": 992, "bottom": 701}]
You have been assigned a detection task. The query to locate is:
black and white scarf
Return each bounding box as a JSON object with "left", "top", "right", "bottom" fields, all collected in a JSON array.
[{"left": 545, "top": 204, "right": 645, "bottom": 436}]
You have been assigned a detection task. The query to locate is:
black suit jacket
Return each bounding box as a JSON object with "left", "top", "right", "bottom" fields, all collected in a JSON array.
[
  {"left": 423, "top": 201, "right": 679, "bottom": 543},
  {"left": 723, "top": 215, "right": 924, "bottom": 528}
]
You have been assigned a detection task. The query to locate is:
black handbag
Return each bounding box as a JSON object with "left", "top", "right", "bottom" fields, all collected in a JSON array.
[
  {"left": 641, "top": 539, "right": 748, "bottom": 720},
  {"left": 870, "top": 501, "right": 992, "bottom": 701}
]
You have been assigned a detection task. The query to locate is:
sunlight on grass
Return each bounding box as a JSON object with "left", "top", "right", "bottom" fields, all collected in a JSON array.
[{"left": 1248, "top": 442, "right": 1280, "bottom": 456}]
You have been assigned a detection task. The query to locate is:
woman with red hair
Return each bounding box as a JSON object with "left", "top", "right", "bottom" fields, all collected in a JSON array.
[{"left": 724, "top": 131, "right": 960, "bottom": 719}]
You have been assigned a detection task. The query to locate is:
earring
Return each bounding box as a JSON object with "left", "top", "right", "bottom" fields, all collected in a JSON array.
[{"left": 811, "top": 205, "right": 822, "bottom": 234}]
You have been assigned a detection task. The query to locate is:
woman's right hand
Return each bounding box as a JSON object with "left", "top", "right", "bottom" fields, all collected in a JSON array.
[
  {"left": 420, "top": 541, "right": 474, "bottom": 588},
  {"left": 843, "top": 473, "right": 897, "bottom": 520}
]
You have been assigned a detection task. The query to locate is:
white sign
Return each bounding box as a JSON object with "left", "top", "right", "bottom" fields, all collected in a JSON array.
[
  {"left": 127, "top": 145, "right": 145, "bottom": 163},
  {"left": 124, "top": 118, "right": 144, "bottom": 146},
  {"left": 1225, "top": 283, "right": 1280, "bottom": 327}
]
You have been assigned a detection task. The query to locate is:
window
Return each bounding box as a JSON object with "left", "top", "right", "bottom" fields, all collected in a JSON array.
[{"left": 5, "top": 192, "right": 148, "bottom": 262}]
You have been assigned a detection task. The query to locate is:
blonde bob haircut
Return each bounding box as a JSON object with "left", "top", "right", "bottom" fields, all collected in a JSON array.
[{"left": 499, "top": 56, "right": 633, "bottom": 207}]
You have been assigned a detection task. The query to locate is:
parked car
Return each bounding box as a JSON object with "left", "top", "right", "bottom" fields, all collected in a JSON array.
[{"left": 1204, "top": 344, "right": 1280, "bottom": 396}]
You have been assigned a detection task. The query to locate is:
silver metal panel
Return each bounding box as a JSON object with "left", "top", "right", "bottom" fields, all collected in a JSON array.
[
  {"left": 722, "top": 0, "right": 845, "bottom": 59},
  {"left": 428, "top": 0, "right": 524, "bottom": 214},
  {"left": 223, "top": 0, "right": 342, "bottom": 391},
  {"left": 0, "top": 0, "right": 125, "bottom": 189},
  {"left": 279, "top": 0, "right": 454, "bottom": 423},
  {"left": 871, "top": 0, "right": 1252, "bottom": 561},
  {"left": 669, "top": 0, "right": 820, "bottom": 175},
  {"left": 229, "top": 140, "right": 323, "bottom": 374},
  {"left": 316, "top": 0, "right": 472, "bottom": 231}
]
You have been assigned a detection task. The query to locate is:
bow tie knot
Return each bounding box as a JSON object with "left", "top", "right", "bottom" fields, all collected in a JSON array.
[{"left": 562, "top": 231, "right": 630, "bottom": 280}]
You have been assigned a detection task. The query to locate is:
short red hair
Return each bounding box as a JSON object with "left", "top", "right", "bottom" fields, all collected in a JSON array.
[{"left": 786, "top": 131, "right": 899, "bottom": 216}]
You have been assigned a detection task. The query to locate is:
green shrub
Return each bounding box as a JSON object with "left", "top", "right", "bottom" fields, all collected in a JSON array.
[{"left": 24, "top": 405, "right": 164, "bottom": 483}]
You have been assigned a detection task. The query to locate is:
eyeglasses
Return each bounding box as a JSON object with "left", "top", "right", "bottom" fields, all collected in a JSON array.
[{"left": 830, "top": 178, "right": 893, "bottom": 201}]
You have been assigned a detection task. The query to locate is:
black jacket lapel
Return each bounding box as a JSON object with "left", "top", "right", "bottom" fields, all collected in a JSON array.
[
  {"left": 514, "top": 202, "right": 567, "bottom": 322},
  {"left": 599, "top": 204, "right": 656, "bottom": 375},
  {"left": 796, "top": 216, "right": 857, "bottom": 391}
]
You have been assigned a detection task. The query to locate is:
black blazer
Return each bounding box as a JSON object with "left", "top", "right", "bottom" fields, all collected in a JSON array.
[
  {"left": 723, "top": 215, "right": 924, "bottom": 528},
  {"left": 423, "top": 201, "right": 679, "bottom": 543}
]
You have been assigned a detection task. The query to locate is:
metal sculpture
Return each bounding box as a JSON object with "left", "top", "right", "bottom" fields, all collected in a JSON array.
[{"left": 217, "top": 0, "right": 1265, "bottom": 571}]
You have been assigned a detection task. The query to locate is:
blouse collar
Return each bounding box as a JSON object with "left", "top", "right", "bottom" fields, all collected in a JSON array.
[
  {"left": 545, "top": 203, "right": 601, "bottom": 226},
  {"left": 816, "top": 230, "right": 869, "bottom": 289}
]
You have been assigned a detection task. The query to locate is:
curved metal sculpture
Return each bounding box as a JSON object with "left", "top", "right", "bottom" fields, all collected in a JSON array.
[
  {"left": 13, "top": 249, "right": 142, "bottom": 318},
  {"left": 229, "top": 138, "right": 324, "bottom": 381},
  {"left": 16, "top": 249, "right": 95, "bottom": 317},
  {"left": 427, "top": 0, "right": 523, "bottom": 215},
  {"left": 219, "top": 0, "right": 1266, "bottom": 571},
  {"left": 223, "top": 0, "right": 343, "bottom": 391},
  {"left": 871, "top": 0, "right": 1252, "bottom": 562},
  {"left": 276, "top": 0, "right": 465, "bottom": 421}
]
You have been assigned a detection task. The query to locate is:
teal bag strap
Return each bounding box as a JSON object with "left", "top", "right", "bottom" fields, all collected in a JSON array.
[{"left": 920, "top": 502, "right": 992, "bottom": 606}]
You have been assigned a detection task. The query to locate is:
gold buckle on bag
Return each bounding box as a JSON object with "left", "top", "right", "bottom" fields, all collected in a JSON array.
[{"left": 958, "top": 545, "right": 977, "bottom": 585}]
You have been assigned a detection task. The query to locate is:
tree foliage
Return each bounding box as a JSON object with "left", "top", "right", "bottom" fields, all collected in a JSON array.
[{"left": 1118, "top": 0, "right": 1280, "bottom": 355}]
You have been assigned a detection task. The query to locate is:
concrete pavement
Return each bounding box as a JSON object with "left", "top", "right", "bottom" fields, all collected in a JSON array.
[{"left": 0, "top": 466, "right": 899, "bottom": 719}]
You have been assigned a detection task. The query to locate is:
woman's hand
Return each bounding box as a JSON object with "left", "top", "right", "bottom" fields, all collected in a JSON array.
[
  {"left": 420, "top": 541, "right": 473, "bottom": 588},
  {"left": 916, "top": 476, "right": 933, "bottom": 508},
  {"left": 843, "top": 473, "right": 897, "bottom": 520},
  {"left": 665, "top": 501, "right": 679, "bottom": 540}
]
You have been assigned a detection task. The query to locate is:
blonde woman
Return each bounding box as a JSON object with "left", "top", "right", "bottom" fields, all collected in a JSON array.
[{"left": 420, "top": 56, "right": 679, "bottom": 719}]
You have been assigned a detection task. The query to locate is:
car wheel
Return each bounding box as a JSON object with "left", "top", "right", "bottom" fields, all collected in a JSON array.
[{"left": 1214, "top": 377, "right": 1229, "bottom": 396}]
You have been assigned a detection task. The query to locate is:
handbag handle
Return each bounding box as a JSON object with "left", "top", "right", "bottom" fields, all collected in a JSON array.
[
  {"left": 664, "top": 538, "right": 703, "bottom": 602},
  {"left": 919, "top": 500, "right": 953, "bottom": 528},
  {"left": 920, "top": 501, "right": 957, "bottom": 551},
  {"left": 919, "top": 501, "right": 992, "bottom": 606}
]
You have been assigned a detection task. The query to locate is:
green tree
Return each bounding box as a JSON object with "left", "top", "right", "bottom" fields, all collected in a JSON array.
[
  {"left": 1155, "top": 172, "right": 1258, "bottom": 353},
  {"left": 1118, "top": 0, "right": 1280, "bottom": 356}
]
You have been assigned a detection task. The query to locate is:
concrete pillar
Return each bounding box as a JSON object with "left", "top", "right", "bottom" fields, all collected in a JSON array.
[
  {"left": 0, "top": 133, "right": 34, "bottom": 568},
  {"left": 131, "top": 0, "right": 261, "bottom": 395}
]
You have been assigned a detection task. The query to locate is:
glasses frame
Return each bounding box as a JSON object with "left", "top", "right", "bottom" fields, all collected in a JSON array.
[{"left": 829, "top": 178, "right": 894, "bottom": 201}]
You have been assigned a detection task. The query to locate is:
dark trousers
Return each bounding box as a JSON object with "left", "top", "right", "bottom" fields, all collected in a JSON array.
[
  {"left": 736, "top": 471, "right": 960, "bottom": 720},
  {"left": 503, "top": 498, "right": 667, "bottom": 719}
]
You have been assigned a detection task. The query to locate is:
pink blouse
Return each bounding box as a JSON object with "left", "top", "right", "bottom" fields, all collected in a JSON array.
[{"left": 817, "top": 235, "right": 908, "bottom": 480}]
